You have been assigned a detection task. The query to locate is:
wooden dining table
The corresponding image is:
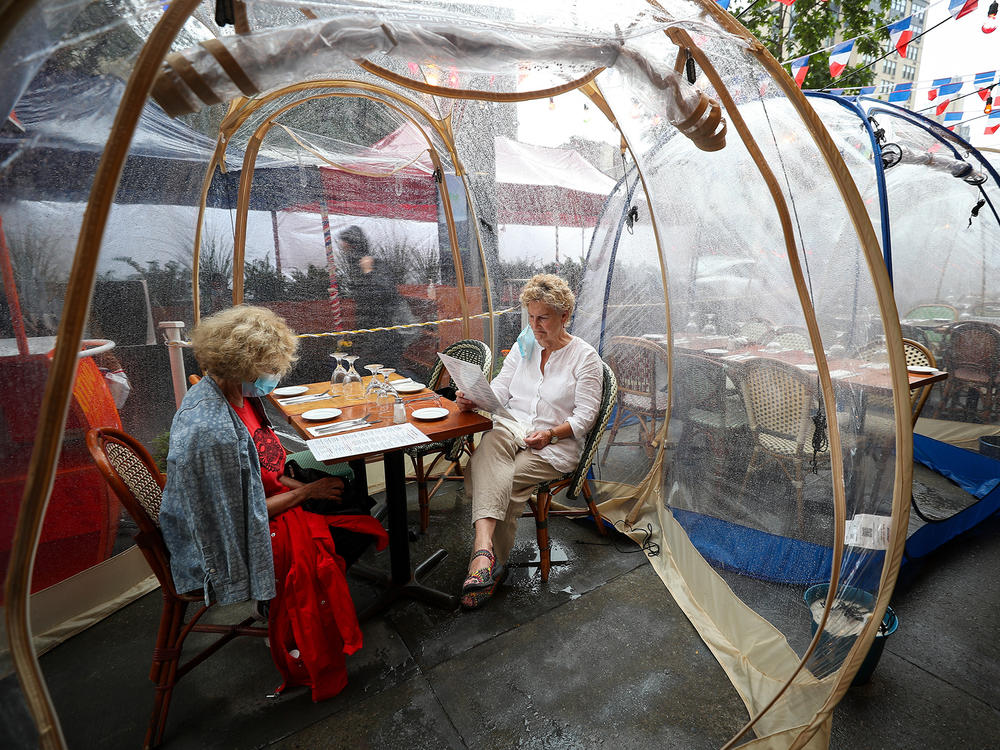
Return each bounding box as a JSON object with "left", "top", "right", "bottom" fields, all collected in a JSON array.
[{"left": 269, "top": 375, "right": 493, "bottom": 616}]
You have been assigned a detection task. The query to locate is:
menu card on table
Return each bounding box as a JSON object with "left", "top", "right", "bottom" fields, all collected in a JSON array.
[{"left": 307, "top": 423, "right": 430, "bottom": 462}]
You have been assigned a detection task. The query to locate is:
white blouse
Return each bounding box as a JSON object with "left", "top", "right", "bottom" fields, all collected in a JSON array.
[{"left": 490, "top": 335, "right": 603, "bottom": 473}]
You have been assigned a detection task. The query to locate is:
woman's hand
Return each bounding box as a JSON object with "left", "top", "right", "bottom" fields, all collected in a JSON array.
[
  {"left": 524, "top": 429, "right": 551, "bottom": 450},
  {"left": 303, "top": 476, "right": 347, "bottom": 501},
  {"left": 455, "top": 390, "right": 477, "bottom": 412}
]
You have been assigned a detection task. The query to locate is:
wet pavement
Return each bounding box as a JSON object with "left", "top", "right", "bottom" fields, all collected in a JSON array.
[{"left": 31, "top": 464, "right": 1000, "bottom": 749}]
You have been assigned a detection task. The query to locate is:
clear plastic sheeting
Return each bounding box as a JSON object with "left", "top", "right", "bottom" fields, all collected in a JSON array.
[{"left": 2, "top": 2, "right": 907, "bottom": 748}]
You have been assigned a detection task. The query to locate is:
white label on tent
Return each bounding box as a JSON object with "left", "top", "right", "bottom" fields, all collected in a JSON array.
[{"left": 844, "top": 514, "right": 892, "bottom": 550}]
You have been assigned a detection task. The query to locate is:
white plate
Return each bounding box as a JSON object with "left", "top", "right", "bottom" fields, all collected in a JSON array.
[
  {"left": 411, "top": 407, "right": 449, "bottom": 421},
  {"left": 301, "top": 408, "right": 343, "bottom": 421},
  {"left": 703, "top": 348, "right": 729, "bottom": 355},
  {"left": 393, "top": 381, "right": 426, "bottom": 394},
  {"left": 642, "top": 333, "right": 666, "bottom": 339},
  {"left": 907, "top": 365, "right": 937, "bottom": 374},
  {"left": 273, "top": 385, "right": 309, "bottom": 396}
]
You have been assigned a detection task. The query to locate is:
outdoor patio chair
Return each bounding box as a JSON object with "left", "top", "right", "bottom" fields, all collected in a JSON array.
[
  {"left": 738, "top": 317, "right": 775, "bottom": 345},
  {"left": 903, "top": 303, "right": 959, "bottom": 322},
  {"left": 672, "top": 352, "right": 748, "bottom": 465},
  {"left": 521, "top": 361, "right": 617, "bottom": 581},
  {"left": 736, "top": 357, "right": 829, "bottom": 528},
  {"left": 602, "top": 336, "right": 669, "bottom": 461},
  {"left": 86, "top": 427, "right": 268, "bottom": 750},
  {"left": 768, "top": 325, "right": 811, "bottom": 351},
  {"left": 405, "top": 338, "right": 491, "bottom": 533},
  {"left": 902, "top": 338, "right": 938, "bottom": 426},
  {"left": 934, "top": 321, "right": 1000, "bottom": 422}
]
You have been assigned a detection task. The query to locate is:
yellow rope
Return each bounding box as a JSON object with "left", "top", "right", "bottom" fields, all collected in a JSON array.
[{"left": 296, "top": 305, "right": 519, "bottom": 338}]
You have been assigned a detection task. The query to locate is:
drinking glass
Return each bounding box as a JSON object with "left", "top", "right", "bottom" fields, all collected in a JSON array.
[
  {"left": 684, "top": 312, "right": 700, "bottom": 335},
  {"left": 329, "top": 353, "right": 347, "bottom": 397},
  {"left": 703, "top": 314, "right": 718, "bottom": 336},
  {"left": 376, "top": 368, "right": 398, "bottom": 417},
  {"left": 364, "top": 363, "right": 384, "bottom": 417},
  {"left": 343, "top": 355, "right": 363, "bottom": 399}
]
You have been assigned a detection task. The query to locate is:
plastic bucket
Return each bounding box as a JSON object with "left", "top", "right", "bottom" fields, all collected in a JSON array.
[
  {"left": 804, "top": 584, "right": 897, "bottom": 686},
  {"left": 980, "top": 435, "right": 1000, "bottom": 460}
]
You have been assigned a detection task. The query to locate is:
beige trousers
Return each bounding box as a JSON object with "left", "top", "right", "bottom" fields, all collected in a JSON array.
[{"left": 466, "top": 424, "right": 563, "bottom": 566}]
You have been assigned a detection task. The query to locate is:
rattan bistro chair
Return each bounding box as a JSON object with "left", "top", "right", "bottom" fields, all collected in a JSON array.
[
  {"left": 737, "top": 358, "right": 829, "bottom": 528},
  {"left": 902, "top": 338, "right": 938, "bottom": 426},
  {"left": 86, "top": 428, "right": 267, "bottom": 750},
  {"left": 521, "top": 361, "right": 617, "bottom": 581},
  {"left": 405, "top": 339, "right": 491, "bottom": 533},
  {"left": 768, "top": 326, "right": 811, "bottom": 351},
  {"left": 602, "top": 336, "right": 669, "bottom": 461},
  {"left": 934, "top": 321, "right": 1000, "bottom": 422}
]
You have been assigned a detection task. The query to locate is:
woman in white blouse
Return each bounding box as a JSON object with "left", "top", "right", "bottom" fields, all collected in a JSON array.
[{"left": 456, "top": 274, "right": 603, "bottom": 609}]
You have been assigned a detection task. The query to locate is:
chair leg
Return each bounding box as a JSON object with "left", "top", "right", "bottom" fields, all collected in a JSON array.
[
  {"left": 414, "top": 453, "right": 429, "bottom": 534},
  {"left": 535, "top": 489, "right": 553, "bottom": 582},
  {"left": 582, "top": 482, "right": 607, "bottom": 536},
  {"left": 602, "top": 407, "right": 624, "bottom": 462},
  {"left": 147, "top": 597, "right": 187, "bottom": 749}
]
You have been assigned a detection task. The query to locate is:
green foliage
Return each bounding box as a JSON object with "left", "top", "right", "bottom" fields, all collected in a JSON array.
[
  {"left": 150, "top": 430, "right": 171, "bottom": 474},
  {"left": 3, "top": 229, "right": 67, "bottom": 335},
  {"left": 735, "top": 0, "right": 891, "bottom": 90},
  {"left": 113, "top": 257, "right": 189, "bottom": 308},
  {"left": 244, "top": 254, "right": 285, "bottom": 301},
  {"left": 286, "top": 265, "right": 332, "bottom": 300}
]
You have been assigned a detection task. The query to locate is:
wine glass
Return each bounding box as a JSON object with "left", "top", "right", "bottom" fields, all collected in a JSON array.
[
  {"left": 342, "top": 355, "right": 363, "bottom": 399},
  {"left": 376, "top": 368, "right": 398, "bottom": 417},
  {"left": 703, "top": 313, "right": 718, "bottom": 336},
  {"left": 364, "top": 363, "right": 384, "bottom": 417},
  {"left": 684, "top": 312, "right": 700, "bottom": 335},
  {"left": 329, "top": 353, "right": 347, "bottom": 397}
]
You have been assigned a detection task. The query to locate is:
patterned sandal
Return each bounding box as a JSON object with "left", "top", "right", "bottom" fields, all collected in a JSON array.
[
  {"left": 461, "top": 564, "right": 506, "bottom": 610},
  {"left": 462, "top": 549, "right": 497, "bottom": 592}
]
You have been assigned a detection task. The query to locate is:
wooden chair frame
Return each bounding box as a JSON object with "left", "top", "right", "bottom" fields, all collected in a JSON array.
[
  {"left": 522, "top": 362, "right": 617, "bottom": 581},
  {"left": 902, "top": 338, "right": 937, "bottom": 426},
  {"left": 86, "top": 427, "right": 267, "bottom": 750},
  {"left": 602, "top": 336, "right": 669, "bottom": 461},
  {"left": 934, "top": 321, "right": 1000, "bottom": 422}
]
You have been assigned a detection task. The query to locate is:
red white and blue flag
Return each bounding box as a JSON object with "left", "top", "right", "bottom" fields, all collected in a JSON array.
[
  {"left": 887, "top": 16, "right": 914, "bottom": 58},
  {"left": 928, "top": 77, "right": 951, "bottom": 100},
  {"left": 939, "top": 80, "right": 964, "bottom": 96},
  {"left": 986, "top": 111, "right": 1000, "bottom": 134},
  {"left": 790, "top": 56, "right": 809, "bottom": 88},
  {"left": 949, "top": 0, "right": 978, "bottom": 19},
  {"left": 888, "top": 82, "right": 913, "bottom": 103},
  {"left": 936, "top": 98, "right": 952, "bottom": 115},
  {"left": 975, "top": 70, "right": 995, "bottom": 87},
  {"left": 860, "top": 85, "right": 876, "bottom": 95},
  {"left": 943, "top": 111, "right": 965, "bottom": 122},
  {"left": 828, "top": 39, "right": 855, "bottom": 79}
]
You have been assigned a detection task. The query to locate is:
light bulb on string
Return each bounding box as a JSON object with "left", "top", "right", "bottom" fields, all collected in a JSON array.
[
  {"left": 984, "top": 1, "right": 998, "bottom": 33},
  {"left": 548, "top": 96, "right": 555, "bottom": 110},
  {"left": 986, "top": 95, "right": 994, "bottom": 114}
]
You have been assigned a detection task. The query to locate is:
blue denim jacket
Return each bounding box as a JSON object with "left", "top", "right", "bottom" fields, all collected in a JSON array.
[{"left": 159, "top": 377, "right": 276, "bottom": 605}]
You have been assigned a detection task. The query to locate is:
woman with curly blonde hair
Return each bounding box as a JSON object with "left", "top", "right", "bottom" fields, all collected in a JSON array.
[
  {"left": 455, "top": 274, "right": 603, "bottom": 609},
  {"left": 160, "top": 305, "right": 388, "bottom": 699}
]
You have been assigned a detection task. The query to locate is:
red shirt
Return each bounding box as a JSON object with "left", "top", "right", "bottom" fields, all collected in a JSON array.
[{"left": 232, "top": 397, "right": 287, "bottom": 497}]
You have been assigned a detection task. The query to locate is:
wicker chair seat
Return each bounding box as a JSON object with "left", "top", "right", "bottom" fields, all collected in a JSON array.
[{"left": 621, "top": 390, "right": 670, "bottom": 412}]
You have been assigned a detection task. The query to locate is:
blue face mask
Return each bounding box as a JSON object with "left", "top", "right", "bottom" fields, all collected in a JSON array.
[
  {"left": 242, "top": 373, "right": 280, "bottom": 398},
  {"left": 516, "top": 326, "right": 536, "bottom": 359}
]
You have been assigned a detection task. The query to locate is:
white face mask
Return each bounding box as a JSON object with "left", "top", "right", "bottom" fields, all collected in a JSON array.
[{"left": 241, "top": 373, "right": 280, "bottom": 397}]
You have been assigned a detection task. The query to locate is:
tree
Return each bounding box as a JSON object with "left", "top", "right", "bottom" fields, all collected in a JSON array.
[{"left": 734, "top": 0, "right": 891, "bottom": 91}]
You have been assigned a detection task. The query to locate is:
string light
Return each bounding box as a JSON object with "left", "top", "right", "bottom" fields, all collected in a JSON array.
[{"left": 986, "top": 94, "right": 994, "bottom": 114}]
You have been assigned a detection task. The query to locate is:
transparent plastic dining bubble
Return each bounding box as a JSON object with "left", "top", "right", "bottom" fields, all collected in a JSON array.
[
  {"left": 342, "top": 355, "right": 363, "bottom": 398},
  {"left": 329, "top": 352, "right": 347, "bottom": 397}
]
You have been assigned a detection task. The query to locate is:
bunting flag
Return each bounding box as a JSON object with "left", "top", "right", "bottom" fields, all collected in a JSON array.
[
  {"left": 716, "top": 0, "right": 730, "bottom": 8},
  {"left": 989, "top": 110, "right": 1000, "bottom": 118},
  {"left": 985, "top": 123, "right": 1000, "bottom": 134},
  {"left": 829, "top": 88, "right": 844, "bottom": 95},
  {"left": 949, "top": 0, "right": 978, "bottom": 18},
  {"left": 776, "top": 0, "right": 797, "bottom": 5},
  {"left": 944, "top": 111, "right": 965, "bottom": 121},
  {"left": 928, "top": 77, "right": 952, "bottom": 100},
  {"left": 790, "top": 56, "right": 810, "bottom": 88},
  {"left": 980, "top": 88, "right": 993, "bottom": 100},
  {"left": 939, "top": 80, "right": 964, "bottom": 96},
  {"left": 828, "top": 39, "right": 855, "bottom": 78},
  {"left": 975, "top": 70, "right": 996, "bottom": 87},
  {"left": 936, "top": 98, "right": 952, "bottom": 115},
  {"left": 888, "top": 82, "right": 913, "bottom": 102},
  {"left": 887, "top": 16, "right": 914, "bottom": 57},
  {"left": 860, "top": 85, "right": 876, "bottom": 95}
]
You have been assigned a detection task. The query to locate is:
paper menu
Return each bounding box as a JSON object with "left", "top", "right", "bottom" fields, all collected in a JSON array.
[
  {"left": 307, "top": 423, "right": 430, "bottom": 462},
  {"left": 436, "top": 351, "right": 516, "bottom": 422}
]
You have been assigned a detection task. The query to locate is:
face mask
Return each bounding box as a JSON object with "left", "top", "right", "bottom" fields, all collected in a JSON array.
[
  {"left": 242, "top": 373, "right": 280, "bottom": 398},
  {"left": 516, "top": 326, "right": 536, "bottom": 359}
]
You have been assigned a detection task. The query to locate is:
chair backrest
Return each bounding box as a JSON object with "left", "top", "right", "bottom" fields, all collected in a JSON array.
[
  {"left": 738, "top": 357, "right": 817, "bottom": 454},
  {"left": 86, "top": 427, "right": 175, "bottom": 590},
  {"left": 566, "top": 361, "right": 618, "bottom": 498},
  {"left": 427, "top": 339, "right": 492, "bottom": 389},
  {"left": 904, "top": 303, "right": 958, "bottom": 322},
  {"left": 943, "top": 321, "right": 1000, "bottom": 374},
  {"left": 739, "top": 317, "right": 775, "bottom": 345},
  {"left": 672, "top": 352, "right": 732, "bottom": 424},
  {"left": 605, "top": 336, "right": 668, "bottom": 413},
  {"left": 769, "top": 326, "right": 811, "bottom": 351},
  {"left": 902, "top": 338, "right": 937, "bottom": 425}
]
